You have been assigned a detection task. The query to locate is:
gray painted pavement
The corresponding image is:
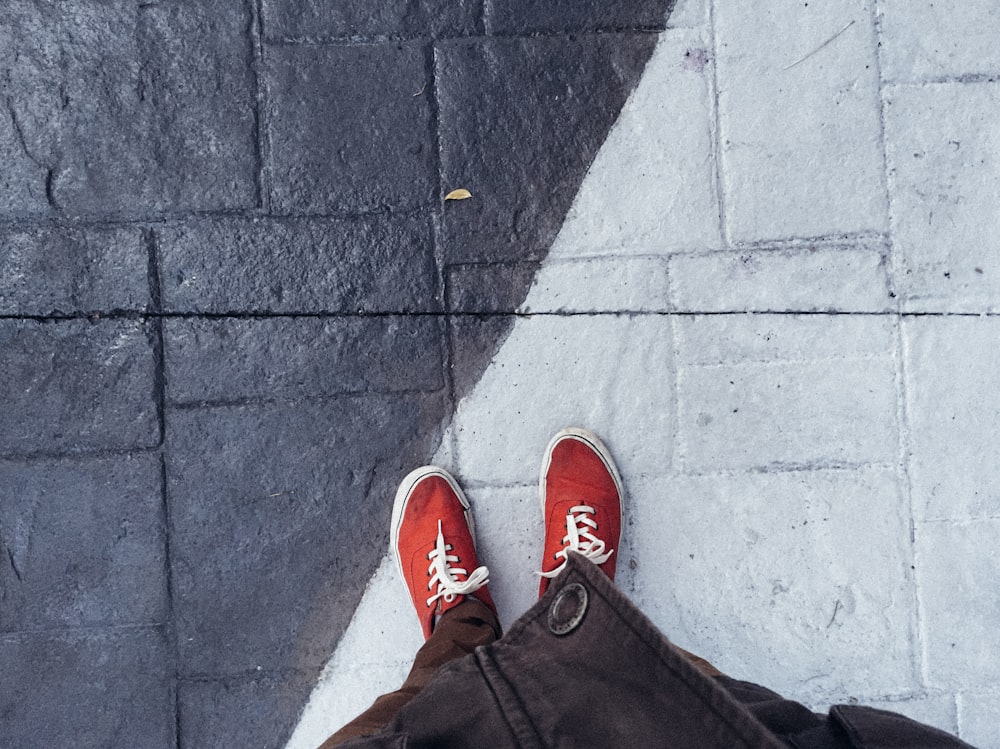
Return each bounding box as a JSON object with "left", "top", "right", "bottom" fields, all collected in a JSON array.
[
  {"left": 292, "top": 2, "right": 1000, "bottom": 748},
  {"left": 2, "top": 1, "right": 999, "bottom": 748}
]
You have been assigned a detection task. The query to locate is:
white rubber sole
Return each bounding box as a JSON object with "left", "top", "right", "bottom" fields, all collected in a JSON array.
[
  {"left": 389, "top": 466, "right": 477, "bottom": 582},
  {"left": 538, "top": 427, "right": 626, "bottom": 517}
]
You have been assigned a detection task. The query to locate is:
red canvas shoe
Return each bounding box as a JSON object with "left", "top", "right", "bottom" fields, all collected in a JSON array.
[
  {"left": 538, "top": 428, "right": 624, "bottom": 596},
  {"left": 391, "top": 466, "right": 496, "bottom": 640}
]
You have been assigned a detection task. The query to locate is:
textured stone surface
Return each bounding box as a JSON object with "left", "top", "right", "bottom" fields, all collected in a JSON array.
[
  {"left": 904, "top": 317, "right": 1000, "bottom": 521},
  {"left": 670, "top": 245, "right": 892, "bottom": 312},
  {"left": 0, "top": 0, "right": 255, "bottom": 216},
  {"left": 520, "top": 257, "right": 670, "bottom": 313},
  {"left": 165, "top": 317, "right": 444, "bottom": 405},
  {"left": 158, "top": 217, "right": 440, "bottom": 313},
  {"left": 539, "top": 28, "right": 721, "bottom": 255},
  {"left": 674, "top": 313, "right": 896, "bottom": 365},
  {"left": 437, "top": 34, "right": 658, "bottom": 264},
  {"left": 448, "top": 314, "right": 515, "bottom": 403},
  {"left": 0, "top": 226, "right": 148, "bottom": 315},
  {"left": 180, "top": 674, "right": 311, "bottom": 749},
  {"left": 449, "top": 315, "right": 674, "bottom": 485},
  {"left": 674, "top": 315, "right": 898, "bottom": 472},
  {"left": 289, "top": 7, "right": 1000, "bottom": 744},
  {"left": 166, "top": 394, "right": 444, "bottom": 676},
  {"left": 878, "top": 0, "right": 1000, "bottom": 82},
  {"left": 266, "top": 43, "right": 434, "bottom": 215},
  {"left": 857, "top": 694, "right": 958, "bottom": 737},
  {"left": 959, "top": 690, "right": 1000, "bottom": 749},
  {"left": 0, "top": 628, "right": 173, "bottom": 748},
  {"left": 666, "top": 0, "right": 708, "bottom": 29},
  {"left": 885, "top": 82, "right": 1000, "bottom": 312},
  {"left": 489, "top": 0, "right": 671, "bottom": 33},
  {"left": 630, "top": 468, "right": 916, "bottom": 701},
  {"left": 715, "top": 0, "right": 886, "bottom": 241},
  {"left": 917, "top": 520, "right": 1000, "bottom": 689},
  {"left": 263, "top": 0, "right": 481, "bottom": 40},
  {"left": 0, "top": 454, "right": 165, "bottom": 631},
  {"left": 446, "top": 263, "right": 541, "bottom": 314},
  {"left": 0, "top": 319, "right": 158, "bottom": 455}
]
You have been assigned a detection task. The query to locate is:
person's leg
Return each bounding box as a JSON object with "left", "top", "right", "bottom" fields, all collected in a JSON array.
[
  {"left": 319, "top": 597, "right": 500, "bottom": 747},
  {"left": 319, "top": 466, "right": 498, "bottom": 747},
  {"left": 674, "top": 645, "right": 724, "bottom": 677}
]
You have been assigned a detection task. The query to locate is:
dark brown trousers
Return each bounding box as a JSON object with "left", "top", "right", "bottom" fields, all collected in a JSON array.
[
  {"left": 319, "top": 556, "right": 970, "bottom": 749},
  {"left": 320, "top": 587, "right": 721, "bottom": 748}
]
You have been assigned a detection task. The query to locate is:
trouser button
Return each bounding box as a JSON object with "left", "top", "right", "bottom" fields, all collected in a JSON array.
[{"left": 548, "top": 582, "right": 589, "bottom": 636}]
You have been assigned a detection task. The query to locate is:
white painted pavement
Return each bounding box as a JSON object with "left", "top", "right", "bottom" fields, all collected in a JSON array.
[{"left": 286, "top": 1, "right": 1000, "bottom": 747}]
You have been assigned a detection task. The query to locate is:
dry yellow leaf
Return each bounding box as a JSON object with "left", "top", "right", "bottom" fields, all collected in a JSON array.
[{"left": 444, "top": 188, "right": 472, "bottom": 201}]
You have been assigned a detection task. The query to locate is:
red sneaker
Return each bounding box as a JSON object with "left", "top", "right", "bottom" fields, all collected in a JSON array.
[
  {"left": 391, "top": 466, "right": 496, "bottom": 640},
  {"left": 538, "top": 428, "right": 624, "bottom": 596}
]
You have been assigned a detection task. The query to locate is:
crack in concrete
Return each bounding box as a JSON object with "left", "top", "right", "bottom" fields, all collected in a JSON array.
[
  {"left": 5, "top": 96, "right": 61, "bottom": 211},
  {"left": 5, "top": 543, "right": 23, "bottom": 584}
]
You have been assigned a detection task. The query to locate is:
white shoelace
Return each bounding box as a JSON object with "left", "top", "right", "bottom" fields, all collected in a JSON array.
[
  {"left": 426, "top": 520, "right": 490, "bottom": 608},
  {"left": 539, "top": 504, "right": 615, "bottom": 579}
]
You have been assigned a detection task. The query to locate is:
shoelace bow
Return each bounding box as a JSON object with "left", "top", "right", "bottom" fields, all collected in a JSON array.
[
  {"left": 539, "top": 504, "right": 615, "bottom": 579},
  {"left": 426, "top": 519, "right": 490, "bottom": 608}
]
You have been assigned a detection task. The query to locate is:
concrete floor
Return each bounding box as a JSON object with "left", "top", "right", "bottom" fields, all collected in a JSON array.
[
  {"left": 2, "top": 1, "right": 998, "bottom": 748},
  {"left": 291, "top": 2, "right": 1000, "bottom": 748}
]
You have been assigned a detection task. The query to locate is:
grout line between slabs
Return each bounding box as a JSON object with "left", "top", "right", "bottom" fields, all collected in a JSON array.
[
  {"left": 250, "top": 0, "right": 272, "bottom": 214},
  {"left": 5, "top": 310, "right": 1000, "bottom": 323},
  {"left": 668, "top": 312, "right": 683, "bottom": 474},
  {"left": 159, "top": 451, "right": 182, "bottom": 749},
  {"left": 707, "top": 0, "right": 729, "bottom": 249},
  {"left": 871, "top": 0, "right": 926, "bottom": 692},
  {"left": 869, "top": 0, "right": 901, "bottom": 308},
  {"left": 896, "top": 317, "right": 928, "bottom": 688}
]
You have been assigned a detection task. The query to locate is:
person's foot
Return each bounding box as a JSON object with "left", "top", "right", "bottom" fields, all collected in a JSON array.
[
  {"left": 391, "top": 466, "right": 496, "bottom": 639},
  {"left": 538, "top": 428, "right": 624, "bottom": 596}
]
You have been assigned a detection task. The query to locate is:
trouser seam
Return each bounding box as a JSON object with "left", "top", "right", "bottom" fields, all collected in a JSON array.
[{"left": 474, "top": 648, "right": 545, "bottom": 749}]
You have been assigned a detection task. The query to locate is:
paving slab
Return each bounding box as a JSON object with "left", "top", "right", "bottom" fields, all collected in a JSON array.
[
  {"left": 448, "top": 314, "right": 675, "bottom": 486},
  {"left": 520, "top": 256, "right": 671, "bottom": 313},
  {"left": 666, "top": 0, "right": 708, "bottom": 29},
  {"left": 0, "top": 0, "right": 255, "bottom": 217},
  {"left": 0, "top": 319, "right": 159, "bottom": 456},
  {"left": 164, "top": 316, "right": 444, "bottom": 405},
  {"left": 670, "top": 243, "right": 893, "bottom": 312},
  {"left": 158, "top": 216, "right": 440, "bottom": 314},
  {"left": 547, "top": 27, "right": 722, "bottom": 255},
  {"left": 0, "top": 226, "right": 149, "bottom": 315},
  {"left": 488, "top": 0, "right": 671, "bottom": 33},
  {"left": 437, "top": 33, "right": 658, "bottom": 264},
  {"left": 959, "top": 690, "right": 1000, "bottom": 749},
  {"left": 674, "top": 314, "right": 899, "bottom": 472},
  {"left": 0, "top": 453, "right": 165, "bottom": 631},
  {"left": 445, "top": 263, "right": 541, "bottom": 314},
  {"left": 165, "top": 393, "right": 445, "bottom": 677},
  {"left": 904, "top": 317, "right": 1000, "bottom": 521},
  {"left": 916, "top": 519, "right": 1000, "bottom": 690},
  {"left": 715, "top": 0, "right": 887, "bottom": 242},
  {"left": 884, "top": 81, "right": 1000, "bottom": 312},
  {"left": 262, "top": 0, "right": 481, "bottom": 40},
  {"left": 265, "top": 42, "right": 434, "bottom": 215},
  {"left": 860, "top": 693, "right": 959, "bottom": 737},
  {"left": 877, "top": 0, "right": 1000, "bottom": 82},
  {"left": 179, "top": 674, "right": 314, "bottom": 749},
  {"left": 0, "top": 628, "right": 173, "bottom": 748},
  {"left": 630, "top": 467, "right": 916, "bottom": 703}
]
